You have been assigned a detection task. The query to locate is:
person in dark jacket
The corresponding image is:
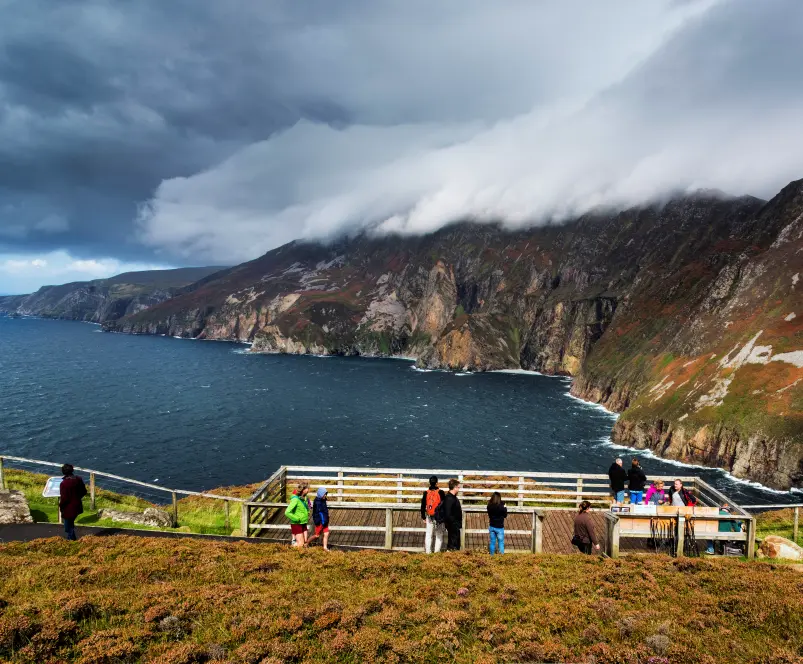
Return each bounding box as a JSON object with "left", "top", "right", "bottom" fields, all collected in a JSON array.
[
  {"left": 308, "top": 487, "right": 331, "bottom": 551},
  {"left": 669, "top": 479, "right": 697, "bottom": 507},
  {"left": 608, "top": 458, "right": 628, "bottom": 504},
  {"left": 627, "top": 458, "right": 647, "bottom": 504},
  {"left": 573, "top": 500, "right": 600, "bottom": 554},
  {"left": 420, "top": 476, "right": 446, "bottom": 554},
  {"left": 58, "top": 464, "right": 87, "bottom": 541},
  {"left": 442, "top": 479, "right": 463, "bottom": 551},
  {"left": 486, "top": 491, "right": 508, "bottom": 555}
]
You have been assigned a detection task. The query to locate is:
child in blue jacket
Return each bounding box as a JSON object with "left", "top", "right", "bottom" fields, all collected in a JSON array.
[{"left": 309, "top": 487, "right": 331, "bottom": 551}]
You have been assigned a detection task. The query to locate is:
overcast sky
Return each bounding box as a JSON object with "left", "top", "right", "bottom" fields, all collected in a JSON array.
[{"left": 1, "top": 0, "right": 802, "bottom": 294}]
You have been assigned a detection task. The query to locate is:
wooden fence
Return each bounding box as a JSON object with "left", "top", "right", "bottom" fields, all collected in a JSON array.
[
  {"left": 0, "top": 454, "right": 243, "bottom": 529},
  {"left": 244, "top": 466, "right": 749, "bottom": 555}
]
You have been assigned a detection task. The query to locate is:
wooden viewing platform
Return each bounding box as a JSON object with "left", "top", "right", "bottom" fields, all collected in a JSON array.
[
  {"left": 5, "top": 454, "right": 797, "bottom": 556},
  {"left": 244, "top": 466, "right": 759, "bottom": 557}
]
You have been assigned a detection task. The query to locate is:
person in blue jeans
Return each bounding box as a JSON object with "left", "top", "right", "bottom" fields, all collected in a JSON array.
[
  {"left": 487, "top": 491, "right": 508, "bottom": 555},
  {"left": 627, "top": 458, "right": 647, "bottom": 505}
]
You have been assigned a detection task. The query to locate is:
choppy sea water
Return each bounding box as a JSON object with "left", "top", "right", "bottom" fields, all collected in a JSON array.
[{"left": 0, "top": 316, "right": 799, "bottom": 504}]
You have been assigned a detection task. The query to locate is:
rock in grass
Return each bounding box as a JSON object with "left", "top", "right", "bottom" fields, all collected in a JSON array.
[
  {"left": 759, "top": 535, "right": 803, "bottom": 561},
  {"left": 0, "top": 490, "right": 33, "bottom": 524},
  {"left": 97, "top": 507, "right": 173, "bottom": 528}
]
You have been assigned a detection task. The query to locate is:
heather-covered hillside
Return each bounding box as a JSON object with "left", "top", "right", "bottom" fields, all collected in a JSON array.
[{"left": 1, "top": 537, "right": 802, "bottom": 663}]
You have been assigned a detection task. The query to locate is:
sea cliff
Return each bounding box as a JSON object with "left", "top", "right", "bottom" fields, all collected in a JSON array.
[{"left": 105, "top": 182, "right": 803, "bottom": 489}]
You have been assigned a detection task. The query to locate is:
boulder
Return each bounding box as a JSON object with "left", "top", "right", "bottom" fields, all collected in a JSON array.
[
  {"left": 0, "top": 490, "right": 34, "bottom": 524},
  {"left": 758, "top": 535, "right": 803, "bottom": 561},
  {"left": 98, "top": 507, "right": 174, "bottom": 529}
]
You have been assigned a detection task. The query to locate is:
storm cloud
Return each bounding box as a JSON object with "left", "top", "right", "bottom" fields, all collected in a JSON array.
[{"left": 2, "top": 0, "right": 803, "bottom": 286}]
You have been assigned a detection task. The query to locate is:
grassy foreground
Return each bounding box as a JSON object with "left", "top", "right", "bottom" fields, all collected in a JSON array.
[{"left": 1, "top": 537, "right": 802, "bottom": 664}]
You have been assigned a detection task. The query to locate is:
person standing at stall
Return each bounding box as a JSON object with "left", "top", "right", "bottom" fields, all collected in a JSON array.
[
  {"left": 627, "top": 459, "right": 647, "bottom": 505},
  {"left": 608, "top": 458, "right": 627, "bottom": 504}
]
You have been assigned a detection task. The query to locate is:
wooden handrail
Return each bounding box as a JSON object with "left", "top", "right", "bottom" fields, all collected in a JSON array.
[{"left": 286, "top": 465, "right": 696, "bottom": 481}]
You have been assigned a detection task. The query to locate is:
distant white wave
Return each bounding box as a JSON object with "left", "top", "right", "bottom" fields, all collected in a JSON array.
[{"left": 563, "top": 391, "right": 619, "bottom": 419}]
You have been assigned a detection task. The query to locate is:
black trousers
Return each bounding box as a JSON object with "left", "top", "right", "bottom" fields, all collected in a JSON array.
[
  {"left": 579, "top": 541, "right": 593, "bottom": 554},
  {"left": 446, "top": 523, "right": 461, "bottom": 551}
]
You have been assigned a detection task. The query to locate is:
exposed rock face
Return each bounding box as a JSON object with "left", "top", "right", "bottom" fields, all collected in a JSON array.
[
  {"left": 105, "top": 181, "right": 803, "bottom": 489},
  {"left": 758, "top": 535, "right": 803, "bottom": 561},
  {"left": 98, "top": 508, "right": 174, "bottom": 528},
  {"left": 0, "top": 491, "right": 33, "bottom": 525},
  {"left": 573, "top": 180, "right": 803, "bottom": 489},
  {"left": 0, "top": 266, "right": 226, "bottom": 324}
]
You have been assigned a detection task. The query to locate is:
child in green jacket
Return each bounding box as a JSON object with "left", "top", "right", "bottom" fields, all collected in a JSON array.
[{"left": 286, "top": 482, "right": 311, "bottom": 548}]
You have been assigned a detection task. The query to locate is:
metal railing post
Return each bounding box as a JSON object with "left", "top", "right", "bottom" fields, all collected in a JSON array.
[
  {"left": 794, "top": 507, "right": 800, "bottom": 543},
  {"left": 518, "top": 476, "right": 524, "bottom": 507},
  {"left": 385, "top": 508, "right": 393, "bottom": 550},
  {"left": 576, "top": 478, "right": 583, "bottom": 508},
  {"left": 224, "top": 499, "right": 231, "bottom": 531},
  {"left": 337, "top": 471, "right": 344, "bottom": 502},
  {"left": 397, "top": 474, "right": 403, "bottom": 504},
  {"left": 171, "top": 491, "right": 178, "bottom": 528},
  {"left": 89, "top": 472, "right": 96, "bottom": 510},
  {"left": 0, "top": 456, "right": 5, "bottom": 491},
  {"left": 676, "top": 515, "right": 685, "bottom": 557}
]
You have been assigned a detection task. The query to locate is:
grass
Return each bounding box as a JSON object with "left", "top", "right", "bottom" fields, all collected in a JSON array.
[
  {"left": 3, "top": 469, "right": 255, "bottom": 536},
  {"left": 755, "top": 507, "right": 803, "bottom": 547},
  {"left": 1, "top": 538, "right": 802, "bottom": 663}
]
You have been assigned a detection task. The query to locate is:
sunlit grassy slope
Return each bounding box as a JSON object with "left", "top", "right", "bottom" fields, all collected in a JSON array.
[{"left": 1, "top": 537, "right": 802, "bottom": 663}]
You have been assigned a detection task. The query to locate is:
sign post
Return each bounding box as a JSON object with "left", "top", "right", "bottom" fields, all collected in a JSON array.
[{"left": 42, "top": 477, "right": 63, "bottom": 525}]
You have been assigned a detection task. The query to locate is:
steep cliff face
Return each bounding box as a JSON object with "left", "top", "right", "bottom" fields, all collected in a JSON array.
[
  {"left": 0, "top": 267, "right": 226, "bottom": 324},
  {"left": 105, "top": 184, "right": 803, "bottom": 488},
  {"left": 572, "top": 181, "right": 803, "bottom": 489}
]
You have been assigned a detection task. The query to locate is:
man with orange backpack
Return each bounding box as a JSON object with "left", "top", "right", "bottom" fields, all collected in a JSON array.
[{"left": 420, "top": 475, "right": 446, "bottom": 553}]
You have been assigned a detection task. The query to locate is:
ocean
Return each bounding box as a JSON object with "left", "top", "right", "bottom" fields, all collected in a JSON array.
[{"left": 0, "top": 316, "right": 798, "bottom": 505}]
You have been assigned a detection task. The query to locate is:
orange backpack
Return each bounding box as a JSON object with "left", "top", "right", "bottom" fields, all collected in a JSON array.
[{"left": 425, "top": 489, "right": 442, "bottom": 517}]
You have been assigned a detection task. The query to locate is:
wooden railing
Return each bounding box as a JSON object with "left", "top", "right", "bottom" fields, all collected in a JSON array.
[
  {"left": 0, "top": 454, "right": 243, "bottom": 530},
  {"left": 278, "top": 465, "right": 698, "bottom": 507},
  {"left": 243, "top": 500, "right": 546, "bottom": 553},
  {"left": 742, "top": 503, "right": 802, "bottom": 543}
]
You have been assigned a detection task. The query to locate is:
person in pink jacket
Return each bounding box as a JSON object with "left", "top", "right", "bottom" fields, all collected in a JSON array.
[{"left": 643, "top": 480, "right": 668, "bottom": 505}]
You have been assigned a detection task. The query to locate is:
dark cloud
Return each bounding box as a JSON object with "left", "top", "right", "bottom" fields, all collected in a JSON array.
[{"left": 1, "top": 0, "right": 802, "bottom": 281}]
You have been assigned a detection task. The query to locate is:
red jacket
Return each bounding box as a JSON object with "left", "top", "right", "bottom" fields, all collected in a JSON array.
[{"left": 59, "top": 475, "right": 88, "bottom": 520}]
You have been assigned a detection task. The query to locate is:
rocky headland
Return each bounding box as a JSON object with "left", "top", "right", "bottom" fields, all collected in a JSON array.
[
  {"left": 101, "top": 181, "right": 803, "bottom": 489},
  {"left": 0, "top": 266, "right": 226, "bottom": 324}
]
